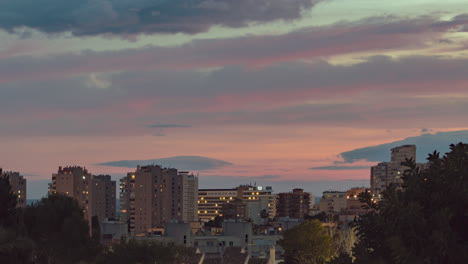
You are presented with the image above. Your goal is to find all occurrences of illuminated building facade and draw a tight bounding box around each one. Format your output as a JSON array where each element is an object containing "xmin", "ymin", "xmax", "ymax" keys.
[{"xmin": 120, "ymin": 165, "xmax": 198, "ymax": 236}]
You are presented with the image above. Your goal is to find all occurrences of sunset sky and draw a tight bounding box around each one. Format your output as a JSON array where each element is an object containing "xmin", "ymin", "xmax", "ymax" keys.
[{"xmin": 1, "ymin": 0, "xmax": 468, "ymax": 198}]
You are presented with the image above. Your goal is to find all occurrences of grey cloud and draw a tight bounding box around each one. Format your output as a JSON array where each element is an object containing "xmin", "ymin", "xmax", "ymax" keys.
[
  {"xmin": 1, "ymin": 15, "xmax": 467, "ymax": 86},
  {"xmin": 3, "ymin": 55, "xmax": 468, "ymax": 136},
  {"xmin": 0, "ymin": 0, "xmax": 320, "ymax": 36},
  {"xmin": 97, "ymin": 155, "xmax": 233, "ymax": 170},
  {"xmin": 309, "ymin": 166, "xmax": 369, "ymax": 170},
  {"xmin": 339, "ymin": 130, "xmax": 468, "ymax": 163},
  {"xmin": 146, "ymin": 124, "xmax": 191, "ymax": 128}
]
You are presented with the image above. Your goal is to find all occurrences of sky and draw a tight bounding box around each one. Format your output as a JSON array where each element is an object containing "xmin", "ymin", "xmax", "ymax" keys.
[{"xmin": 1, "ymin": 0, "xmax": 468, "ymax": 199}]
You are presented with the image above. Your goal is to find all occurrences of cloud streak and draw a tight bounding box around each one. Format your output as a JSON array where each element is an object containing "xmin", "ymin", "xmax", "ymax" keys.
[
  {"xmin": 1, "ymin": 14, "xmax": 467, "ymax": 85},
  {"xmin": 309, "ymin": 166, "xmax": 370, "ymax": 170},
  {"xmin": 97, "ymin": 155, "xmax": 233, "ymax": 170},
  {"xmin": 0, "ymin": 0, "xmax": 320, "ymax": 36},
  {"xmin": 146, "ymin": 123, "xmax": 191, "ymax": 128}
]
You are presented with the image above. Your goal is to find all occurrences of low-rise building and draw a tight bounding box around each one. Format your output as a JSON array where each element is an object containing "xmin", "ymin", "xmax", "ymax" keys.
[{"xmin": 319, "ymin": 191, "xmax": 347, "ymax": 213}]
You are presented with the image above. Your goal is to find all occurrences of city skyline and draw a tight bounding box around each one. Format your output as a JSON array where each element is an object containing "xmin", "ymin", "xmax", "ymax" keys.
[{"xmin": 1, "ymin": 0, "xmax": 468, "ymax": 199}]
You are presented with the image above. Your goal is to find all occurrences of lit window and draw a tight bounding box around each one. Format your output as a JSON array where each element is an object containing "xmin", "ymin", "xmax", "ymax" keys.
[
  {"xmin": 131, "ymin": 175, "xmax": 136, "ymax": 179},
  {"xmin": 82, "ymin": 176, "xmax": 86, "ymax": 180}
]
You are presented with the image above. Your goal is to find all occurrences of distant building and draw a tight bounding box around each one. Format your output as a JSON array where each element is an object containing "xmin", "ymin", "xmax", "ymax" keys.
[
  {"xmin": 339, "ymin": 187, "xmax": 371, "ymax": 225},
  {"xmin": 237, "ymin": 185, "xmax": 276, "ymax": 220},
  {"xmin": 49, "ymin": 166, "xmax": 94, "ymax": 224},
  {"xmin": 49, "ymin": 166, "xmax": 116, "ymax": 226},
  {"xmin": 198, "ymin": 185, "xmax": 275, "ymax": 223},
  {"xmin": 138, "ymin": 221, "xmax": 281, "ymax": 262},
  {"xmin": 0, "ymin": 169, "xmax": 27, "ymax": 208},
  {"xmin": 222, "ymin": 199, "xmax": 247, "ymax": 220},
  {"xmin": 92, "ymin": 175, "xmax": 116, "ymax": 221},
  {"xmin": 119, "ymin": 165, "xmax": 198, "ymax": 236},
  {"xmin": 318, "ymin": 191, "xmax": 347, "ymax": 213},
  {"xmin": 276, "ymin": 188, "xmax": 310, "ymax": 219},
  {"xmin": 198, "ymin": 188, "xmax": 238, "ymax": 222},
  {"xmin": 370, "ymin": 145, "xmax": 426, "ymax": 197}
]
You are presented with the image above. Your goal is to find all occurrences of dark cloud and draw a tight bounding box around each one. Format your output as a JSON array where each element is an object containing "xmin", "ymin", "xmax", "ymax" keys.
[
  {"xmin": 0, "ymin": 0, "xmax": 320, "ymax": 36},
  {"xmin": 97, "ymin": 155, "xmax": 233, "ymax": 170},
  {"xmin": 309, "ymin": 166, "xmax": 369, "ymax": 170},
  {"xmin": 339, "ymin": 130, "xmax": 468, "ymax": 163},
  {"xmin": 146, "ymin": 123, "xmax": 191, "ymax": 128}
]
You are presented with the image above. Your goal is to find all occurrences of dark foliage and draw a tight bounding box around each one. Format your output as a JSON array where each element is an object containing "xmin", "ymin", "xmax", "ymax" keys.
[
  {"xmin": 352, "ymin": 143, "xmax": 468, "ymax": 264},
  {"xmin": 96, "ymin": 239, "xmax": 196, "ymax": 264}
]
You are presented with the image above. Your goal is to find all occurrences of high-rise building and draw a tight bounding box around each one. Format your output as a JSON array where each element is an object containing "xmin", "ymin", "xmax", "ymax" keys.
[
  {"xmin": 180, "ymin": 171, "xmax": 198, "ymax": 222},
  {"xmin": 92, "ymin": 175, "xmax": 116, "ymax": 221},
  {"xmin": 119, "ymin": 165, "xmax": 198, "ymax": 236},
  {"xmin": 391, "ymin": 145, "xmax": 416, "ymax": 164},
  {"xmin": 49, "ymin": 166, "xmax": 116, "ymax": 225},
  {"xmin": 370, "ymin": 145, "xmax": 420, "ymax": 197},
  {"xmin": 276, "ymin": 188, "xmax": 310, "ymax": 219},
  {"xmin": 0, "ymin": 169, "xmax": 27, "ymax": 208}
]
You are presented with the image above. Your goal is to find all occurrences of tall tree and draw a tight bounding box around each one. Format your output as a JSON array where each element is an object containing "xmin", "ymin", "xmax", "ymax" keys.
[
  {"xmin": 0, "ymin": 175, "xmax": 17, "ymax": 228},
  {"xmin": 279, "ymin": 219, "xmax": 335, "ymax": 264},
  {"xmin": 352, "ymin": 143, "xmax": 468, "ymax": 264},
  {"xmin": 23, "ymin": 194, "xmax": 100, "ymax": 264}
]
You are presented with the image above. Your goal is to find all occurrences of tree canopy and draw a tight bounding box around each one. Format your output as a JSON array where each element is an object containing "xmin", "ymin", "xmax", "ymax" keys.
[
  {"xmin": 351, "ymin": 143, "xmax": 468, "ymax": 264},
  {"xmin": 279, "ymin": 219, "xmax": 335, "ymax": 264}
]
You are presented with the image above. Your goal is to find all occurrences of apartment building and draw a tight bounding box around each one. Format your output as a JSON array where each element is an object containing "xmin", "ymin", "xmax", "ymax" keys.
[
  {"xmin": 119, "ymin": 165, "xmax": 198, "ymax": 236},
  {"xmin": 318, "ymin": 191, "xmax": 347, "ymax": 213},
  {"xmin": 49, "ymin": 166, "xmax": 116, "ymax": 225},
  {"xmin": 370, "ymin": 145, "xmax": 423, "ymax": 197},
  {"xmin": 198, "ymin": 185, "xmax": 276, "ymax": 222},
  {"xmin": 198, "ymin": 188, "xmax": 238, "ymax": 222},
  {"xmin": 92, "ymin": 175, "xmax": 116, "ymax": 221},
  {"xmin": 0, "ymin": 169, "xmax": 27, "ymax": 208},
  {"xmin": 276, "ymin": 188, "xmax": 310, "ymax": 219}
]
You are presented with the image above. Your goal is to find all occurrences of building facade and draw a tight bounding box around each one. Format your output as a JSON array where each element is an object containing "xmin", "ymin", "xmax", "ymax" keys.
[
  {"xmin": 198, "ymin": 185, "xmax": 276, "ymax": 223},
  {"xmin": 371, "ymin": 145, "xmax": 418, "ymax": 197},
  {"xmin": 0, "ymin": 169, "xmax": 27, "ymax": 208},
  {"xmin": 198, "ymin": 188, "xmax": 238, "ymax": 222},
  {"xmin": 276, "ymin": 188, "xmax": 310, "ymax": 219},
  {"xmin": 318, "ymin": 191, "xmax": 347, "ymax": 213},
  {"xmin": 92, "ymin": 175, "xmax": 116, "ymax": 221},
  {"xmin": 120, "ymin": 165, "xmax": 199, "ymax": 236},
  {"xmin": 49, "ymin": 166, "xmax": 116, "ymax": 225}
]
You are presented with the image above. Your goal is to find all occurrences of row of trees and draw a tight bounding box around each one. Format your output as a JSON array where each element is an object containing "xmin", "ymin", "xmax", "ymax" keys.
[
  {"xmin": 279, "ymin": 143, "xmax": 468, "ymax": 264},
  {"xmin": 0, "ymin": 178, "xmax": 195, "ymax": 264}
]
